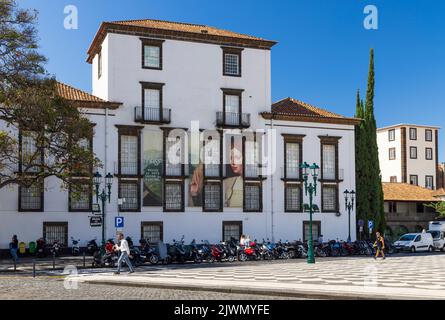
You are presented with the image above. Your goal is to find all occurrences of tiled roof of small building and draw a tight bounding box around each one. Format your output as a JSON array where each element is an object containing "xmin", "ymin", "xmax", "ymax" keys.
[
  {"xmin": 56, "ymin": 81, "xmax": 121, "ymax": 109},
  {"xmin": 383, "ymin": 183, "xmax": 439, "ymax": 202}
]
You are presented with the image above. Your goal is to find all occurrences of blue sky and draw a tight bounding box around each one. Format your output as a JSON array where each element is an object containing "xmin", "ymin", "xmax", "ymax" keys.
[{"xmin": 21, "ymin": 0, "xmax": 445, "ymax": 160}]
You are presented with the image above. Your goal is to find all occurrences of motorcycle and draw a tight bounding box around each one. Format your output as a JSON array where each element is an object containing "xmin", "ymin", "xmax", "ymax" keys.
[
  {"xmin": 50, "ymin": 240, "xmax": 62, "ymax": 257},
  {"xmin": 139, "ymin": 239, "xmax": 160, "ymax": 265},
  {"xmin": 238, "ymin": 240, "xmax": 260, "ymax": 262},
  {"xmin": 36, "ymin": 237, "xmax": 46, "ymax": 258},
  {"xmin": 86, "ymin": 238, "xmax": 99, "ymax": 255},
  {"xmin": 92, "ymin": 238, "xmax": 118, "ymax": 268},
  {"xmin": 71, "ymin": 237, "xmax": 80, "ymax": 256}
]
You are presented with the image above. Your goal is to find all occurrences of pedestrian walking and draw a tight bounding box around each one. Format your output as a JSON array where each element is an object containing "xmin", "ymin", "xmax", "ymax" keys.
[
  {"xmin": 239, "ymin": 234, "xmax": 246, "ymax": 246},
  {"xmin": 317, "ymin": 234, "xmax": 324, "ymax": 245},
  {"xmin": 373, "ymin": 231, "xmax": 385, "ymax": 260},
  {"xmin": 9, "ymin": 235, "xmax": 19, "ymax": 263},
  {"xmin": 114, "ymin": 233, "xmax": 135, "ymax": 275}
]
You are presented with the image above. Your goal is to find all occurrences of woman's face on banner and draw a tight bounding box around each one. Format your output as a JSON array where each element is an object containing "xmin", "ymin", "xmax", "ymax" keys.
[{"xmin": 230, "ymin": 146, "xmax": 243, "ymax": 176}]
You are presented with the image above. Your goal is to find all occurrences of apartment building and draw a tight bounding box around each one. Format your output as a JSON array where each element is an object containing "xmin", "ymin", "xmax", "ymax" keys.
[
  {"xmin": 0, "ymin": 19, "xmax": 359, "ymax": 249},
  {"xmin": 377, "ymin": 124, "xmax": 440, "ymax": 190}
]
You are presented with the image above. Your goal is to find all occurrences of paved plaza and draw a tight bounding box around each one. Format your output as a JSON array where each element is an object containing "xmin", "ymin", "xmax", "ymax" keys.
[{"xmin": 1, "ymin": 254, "xmax": 445, "ymax": 299}]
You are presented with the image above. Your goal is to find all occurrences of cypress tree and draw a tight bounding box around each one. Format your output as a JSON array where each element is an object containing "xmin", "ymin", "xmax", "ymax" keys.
[{"xmin": 362, "ymin": 49, "xmax": 385, "ymax": 233}]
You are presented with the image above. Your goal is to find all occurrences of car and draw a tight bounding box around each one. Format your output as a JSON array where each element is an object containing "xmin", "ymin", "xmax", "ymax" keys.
[
  {"xmin": 393, "ymin": 233, "xmax": 434, "ymax": 253},
  {"xmin": 428, "ymin": 221, "xmax": 445, "ymax": 251}
]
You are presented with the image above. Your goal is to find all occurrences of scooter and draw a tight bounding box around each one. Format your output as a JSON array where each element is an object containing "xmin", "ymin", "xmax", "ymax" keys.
[
  {"xmin": 50, "ymin": 240, "xmax": 62, "ymax": 257},
  {"xmin": 71, "ymin": 237, "xmax": 80, "ymax": 256},
  {"xmin": 86, "ymin": 238, "xmax": 99, "ymax": 255},
  {"xmin": 36, "ymin": 237, "xmax": 46, "ymax": 258}
]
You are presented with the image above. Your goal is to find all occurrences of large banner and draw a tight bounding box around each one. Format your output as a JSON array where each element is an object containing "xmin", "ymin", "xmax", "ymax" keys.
[
  {"xmin": 188, "ymin": 133, "xmax": 203, "ymax": 207},
  {"xmin": 224, "ymin": 134, "xmax": 243, "ymax": 208},
  {"xmin": 143, "ymin": 130, "xmax": 163, "ymax": 206}
]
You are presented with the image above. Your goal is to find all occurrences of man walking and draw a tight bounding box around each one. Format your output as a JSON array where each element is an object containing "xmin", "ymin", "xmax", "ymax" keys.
[
  {"xmin": 114, "ymin": 233, "xmax": 135, "ymax": 275},
  {"xmin": 9, "ymin": 235, "xmax": 19, "ymax": 263}
]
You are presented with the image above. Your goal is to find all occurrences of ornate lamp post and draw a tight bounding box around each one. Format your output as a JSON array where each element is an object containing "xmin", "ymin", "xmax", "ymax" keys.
[
  {"xmin": 300, "ymin": 162, "xmax": 319, "ymax": 264},
  {"xmin": 343, "ymin": 189, "xmax": 355, "ymax": 243},
  {"xmin": 93, "ymin": 171, "xmax": 113, "ymax": 250}
]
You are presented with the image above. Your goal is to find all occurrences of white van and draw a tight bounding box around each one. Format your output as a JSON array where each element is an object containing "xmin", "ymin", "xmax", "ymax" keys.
[
  {"xmin": 427, "ymin": 221, "xmax": 445, "ymax": 251},
  {"xmin": 394, "ymin": 232, "xmax": 434, "ymax": 253}
]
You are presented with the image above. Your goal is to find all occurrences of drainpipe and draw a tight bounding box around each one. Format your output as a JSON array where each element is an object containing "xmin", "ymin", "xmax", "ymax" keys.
[
  {"xmin": 104, "ymin": 106, "xmax": 109, "ymax": 240},
  {"xmin": 270, "ymin": 112, "xmax": 275, "ymax": 242}
]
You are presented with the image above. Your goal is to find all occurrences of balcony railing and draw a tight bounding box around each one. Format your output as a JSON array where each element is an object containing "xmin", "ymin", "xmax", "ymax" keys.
[
  {"xmin": 216, "ymin": 112, "xmax": 250, "ymax": 128},
  {"xmin": 134, "ymin": 107, "xmax": 171, "ymax": 124}
]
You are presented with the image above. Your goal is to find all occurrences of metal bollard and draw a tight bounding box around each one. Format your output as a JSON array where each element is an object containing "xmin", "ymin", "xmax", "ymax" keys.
[
  {"xmin": 83, "ymin": 251, "xmax": 86, "ymax": 268},
  {"xmin": 53, "ymin": 252, "xmax": 56, "ymax": 271},
  {"xmin": 33, "ymin": 260, "xmax": 36, "ymax": 278}
]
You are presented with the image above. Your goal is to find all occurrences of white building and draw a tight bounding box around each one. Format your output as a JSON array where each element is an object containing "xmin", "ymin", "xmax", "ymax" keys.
[
  {"xmin": 0, "ymin": 19, "xmax": 359, "ymax": 250},
  {"xmin": 377, "ymin": 124, "xmax": 440, "ymax": 189}
]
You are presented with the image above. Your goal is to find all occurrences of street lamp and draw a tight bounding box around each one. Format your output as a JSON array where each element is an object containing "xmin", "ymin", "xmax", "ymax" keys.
[
  {"xmin": 93, "ymin": 171, "xmax": 113, "ymax": 251},
  {"xmin": 300, "ymin": 162, "xmax": 319, "ymax": 264},
  {"xmin": 343, "ymin": 189, "xmax": 355, "ymax": 243}
]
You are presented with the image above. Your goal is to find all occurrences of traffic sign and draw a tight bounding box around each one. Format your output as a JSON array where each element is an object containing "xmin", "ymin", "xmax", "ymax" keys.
[
  {"xmin": 368, "ymin": 220, "xmax": 374, "ymax": 231},
  {"xmin": 115, "ymin": 216, "xmax": 124, "ymax": 228},
  {"xmin": 358, "ymin": 219, "xmax": 364, "ymax": 227}
]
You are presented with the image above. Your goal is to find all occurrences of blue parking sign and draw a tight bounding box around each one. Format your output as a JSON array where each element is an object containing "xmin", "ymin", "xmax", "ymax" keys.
[
  {"xmin": 115, "ymin": 216, "xmax": 124, "ymax": 228},
  {"xmin": 368, "ymin": 220, "xmax": 374, "ymax": 230}
]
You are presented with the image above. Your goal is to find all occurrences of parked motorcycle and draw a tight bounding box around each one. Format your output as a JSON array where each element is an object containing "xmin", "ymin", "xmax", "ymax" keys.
[
  {"xmin": 139, "ymin": 239, "xmax": 160, "ymax": 265},
  {"xmin": 36, "ymin": 237, "xmax": 46, "ymax": 258},
  {"xmin": 71, "ymin": 237, "xmax": 80, "ymax": 256},
  {"xmin": 50, "ymin": 240, "xmax": 62, "ymax": 257},
  {"xmin": 87, "ymin": 238, "xmax": 99, "ymax": 255}
]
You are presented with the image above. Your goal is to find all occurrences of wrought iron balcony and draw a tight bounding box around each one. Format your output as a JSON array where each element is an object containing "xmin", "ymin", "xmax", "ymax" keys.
[
  {"xmin": 216, "ymin": 112, "xmax": 250, "ymax": 128},
  {"xmin": 134, "ymin": 107, "xmax": 171, "ymax": 124}
]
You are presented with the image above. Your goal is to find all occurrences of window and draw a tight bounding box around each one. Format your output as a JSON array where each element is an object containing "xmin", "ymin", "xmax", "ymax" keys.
[
  {"xmin": 119, "ymin": 181, "xmax": 140, "ymax": 211},
  {"xmin": 222, "ymin": 47, "xmax": 242, "ymax": 76},
  {"xmin": 244, "ymin": 183, "xmax": 261, "ymax": 212},
  {"xmin": 425, "ymin": 129, "xmax": 433, "ymax": 142},
  {"xmin": 303, "ymin": 221, "xmax": 321, "ymax": 242},
  {"xmin": 203, "ymin": 182, "xmax": 222, "ymax": 211},
  {"xmin": 244, "ymin": 137, "xmax": 260, "ymax": 178},
  {"xmin": 410, "ymin": 175, "xmax": 418, "ymax": 186},
  {"xmin": 410, "ymin": 146, "xmax": 417, "ymax": 159},
  {"xmin": 409, "ymin": 128, "xmax": 417, "ymax": 140},
  {"xmin": 20, "ymin": 131, "xmax": 41, "ymax": 172},
  {"xmin": 322, "ymin": 185, "xmax": 338, "ymax": 212},
  {"xmin": 164, "ymin": 181, "xmax": 184, "ymax": 212},
  {"xmin": 43, "ymin": 222, "xmax": 68, "ymax": 246},
  {"xmin": 425, "ymin": 176, "xmax": 434, "ymax": 190},
  {"xmin": 222, "ymin": 221, "xmax": 242, "ymax": 242},
  {"xmin": 388, "ymin": 129, "xmax": 395, "ymax": 141},
  {"xmin": 204, "ymin": 135, "xmax": 221, "ymax": 177},
  {"xmin": 98, "ymin": 51, "xmax": 102, "ymax": 78},
  {"xmin": 142, "ymin": 39, "xmax": 163, "ymax": 69},
  {"xmin": 388, "ymin": 202, "xmax": 397, "ymax": 213},
  {"xmin": 390, "ymin": 176, "xmax": 398, "ymax": 183},
  {"xmin": 285, "ymin": 183, "xmax": 302, "ymax": 212},
  {"xmin": 138, "ymin": 82, "xmax": 168, "ymax": 123},
  {"xmin": 389, "ymin": 148, "xmax": 396, "ymax": 160},
  {"xmin": 285, "ymin": 142, "xmax": 300, "ymax": 179},
  {"xmin": 141, "ymin": 222, "xmax": 163, "ymax": 244},
  {"xmin": 165, "ymin": 135, "xmax": 183, "ymax": 177},
  {"xmin": 426, "ymin": 148, "xmax": 433, "ymax": 160},
  {"xmin": 416, "ymin": 202, "xmax": 424, "ymax": 213},
  {"xmin": 224, "ymin": 93, "xmax": 241, "ymax": 125},
  {"xmin": 120, "ymin": 135, "xmax": 138, "ymax": 175},
  {"xmin": 73, "ymin": 137, "xmax": 93, "ymax": 176},
  {"xmin": 19, "ymin": 183, "xmax": 43, "ymax": 211},
  {"xmin": 322, "ymin": 144, "xmax": 336, "ymax": 180},
  {"xmin": 69, "ymin": 182, "xmax": 91, "ymax": 211}
]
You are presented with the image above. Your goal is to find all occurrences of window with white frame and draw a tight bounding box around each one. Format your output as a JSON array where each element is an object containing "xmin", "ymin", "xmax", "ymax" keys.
[
  {"xmin": 409, "ymin": 128, "xmax": 417, "ymax": 140},
  {"xmin": 245, "ymin": 138, "xmax": 260, "ymax": 178},
  {"xmin": 285, "ymin": 184, "xmax": 302, "ymax": 212},
  {"xmin": 204, "ymin": 182, "xmax": 221, "ymax": 211},
  {"xmin": 204, "ymin": 136, "xmax": 220, "ymax": 177},
  {"xmin": 21, "ymin": 132, "xmax": 40, "ymax": 172},
  {"xmin": 244, "ymin": 184, "xmax": 261, "ymax": 212},
  {"xmin": 165, "ymin": 182, "xmax": 183, "ymax": 211},
  {"xmin": 409, "ymin": 175, "xmax": 418, "ymax": 186},
  {"xmin": 426, "ymin": 148, "xmax": 433, "ymax": 160},
  {"xmin": 20, "ymin": 184, "xmax": 42, "ymax": 211},
  {"xmin": 322, "ymin": 144, "xmax": 336, "ymax": 180},
  {"xmin": 303, "ymin": 221, "xmax": 321, "ymax": 242},
  {"xmin": 389, "ymin": 148, "xmax": 396, "ymax": 160},
  {"xmin": 141, "ymin": 222, "xmax": 163, "ymax": 244},
  {"xmin": 43, "ymin": 222, "xmax": 68, "ymax": 246},
  {"xmin": 388, "ymin": 129, "xmax": 395, "ymax": 141},
  {"xmin": 285, "ymin": 142, "xmax": 300, "ymax": 179},
  {"xmin": 143, "ymin": 43, "xmax": 161, "ymax": 69},
  {"xmin": 223, "ymin": 51, "xmax": 241, "ymax": 76},
  {"xmin": 322, "ymin": 185, "xmax": 337, "ymax": 212},
  {"xmin": 166, "ymin": 136, "xmax": 182, "ymax": 176},
  {"xmin": 119, "ymin": 182, "xmax": 139, "ymax": 211},
  {"xmin": 120, "ymin": 135, "xmax": 138, "ymax": 175}
]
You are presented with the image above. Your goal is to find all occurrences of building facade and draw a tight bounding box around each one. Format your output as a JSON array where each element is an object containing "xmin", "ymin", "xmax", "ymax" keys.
[
  {"xmin": 377, "ymin": 124, "xmax": 440, "ymax": 190},
  {"xmin": 0, "ymin": 19, "xmax": 358, "ymax": 249}
]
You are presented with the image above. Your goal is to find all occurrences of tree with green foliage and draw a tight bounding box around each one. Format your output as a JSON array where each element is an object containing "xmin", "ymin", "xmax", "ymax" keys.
[
  {"xmin": 0, "ymin": 0, "xmax": 99, "ymax": 192},
  {"xmin": 355, "ymin": 49, "xmax": 386, "ymax": 236}
]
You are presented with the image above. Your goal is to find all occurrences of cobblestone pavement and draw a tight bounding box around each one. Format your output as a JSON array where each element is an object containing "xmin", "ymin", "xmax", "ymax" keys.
[{"xmin": 0, "ymin": 276, "xmax": 298, "ymax": 300}]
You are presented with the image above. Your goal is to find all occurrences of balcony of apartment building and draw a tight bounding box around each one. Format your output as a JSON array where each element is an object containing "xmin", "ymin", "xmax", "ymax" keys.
[{"xmin": 134, "ymin": 107, "xmax": 171, "ymax": 124}]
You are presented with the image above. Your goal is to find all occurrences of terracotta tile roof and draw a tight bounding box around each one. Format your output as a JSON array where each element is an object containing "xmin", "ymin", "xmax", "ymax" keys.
[
  {"xmin": 433, "ymin": 188, "xmax": 445, "ymax": 197},
  {"xmin": 56, "ymin": 81, "xmax": 121, "ymax": 109},
  {"xmin": 87, "ymin": 19, "xmax": 277, "ymax": 63},
  {"xmin": 383, "ymin": 183, "xmax": 439, "ymax": 202},
  {"xmin": 260, "ymin": 97, "xmax": 361, "ymax": 125}
]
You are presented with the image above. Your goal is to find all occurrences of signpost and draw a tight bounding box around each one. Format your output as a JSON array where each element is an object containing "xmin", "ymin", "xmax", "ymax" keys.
[
  {"xmin": 115, "ymin": 216, "xmax": 124, "ymax": 232},
  {"xmin": 90, "ymin": 216, "xmax": 102, "ymax": 228},
  {"xmin": 368, "ymin": 220, "xmax": 374, "ymax": 239},
  {"xmin": 358, "ymin": 219, "xmax": 364, "ymax": 240}
]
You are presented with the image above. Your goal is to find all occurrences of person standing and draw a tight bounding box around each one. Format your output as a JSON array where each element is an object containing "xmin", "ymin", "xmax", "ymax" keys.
[
  {"xmin": 114, "ymin": 233, "xmax": 135, "ymax": 275},
  {"xmin": 239, "ymin": 234, "xmax": 246, "ymax": 246},
  {"xmin": 9, "ymin": 235, "xmax": 19, "ymax": 263},
  {"xmin": 373, "ymin": 231, "xmax": 385, "ymax": 260}
]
